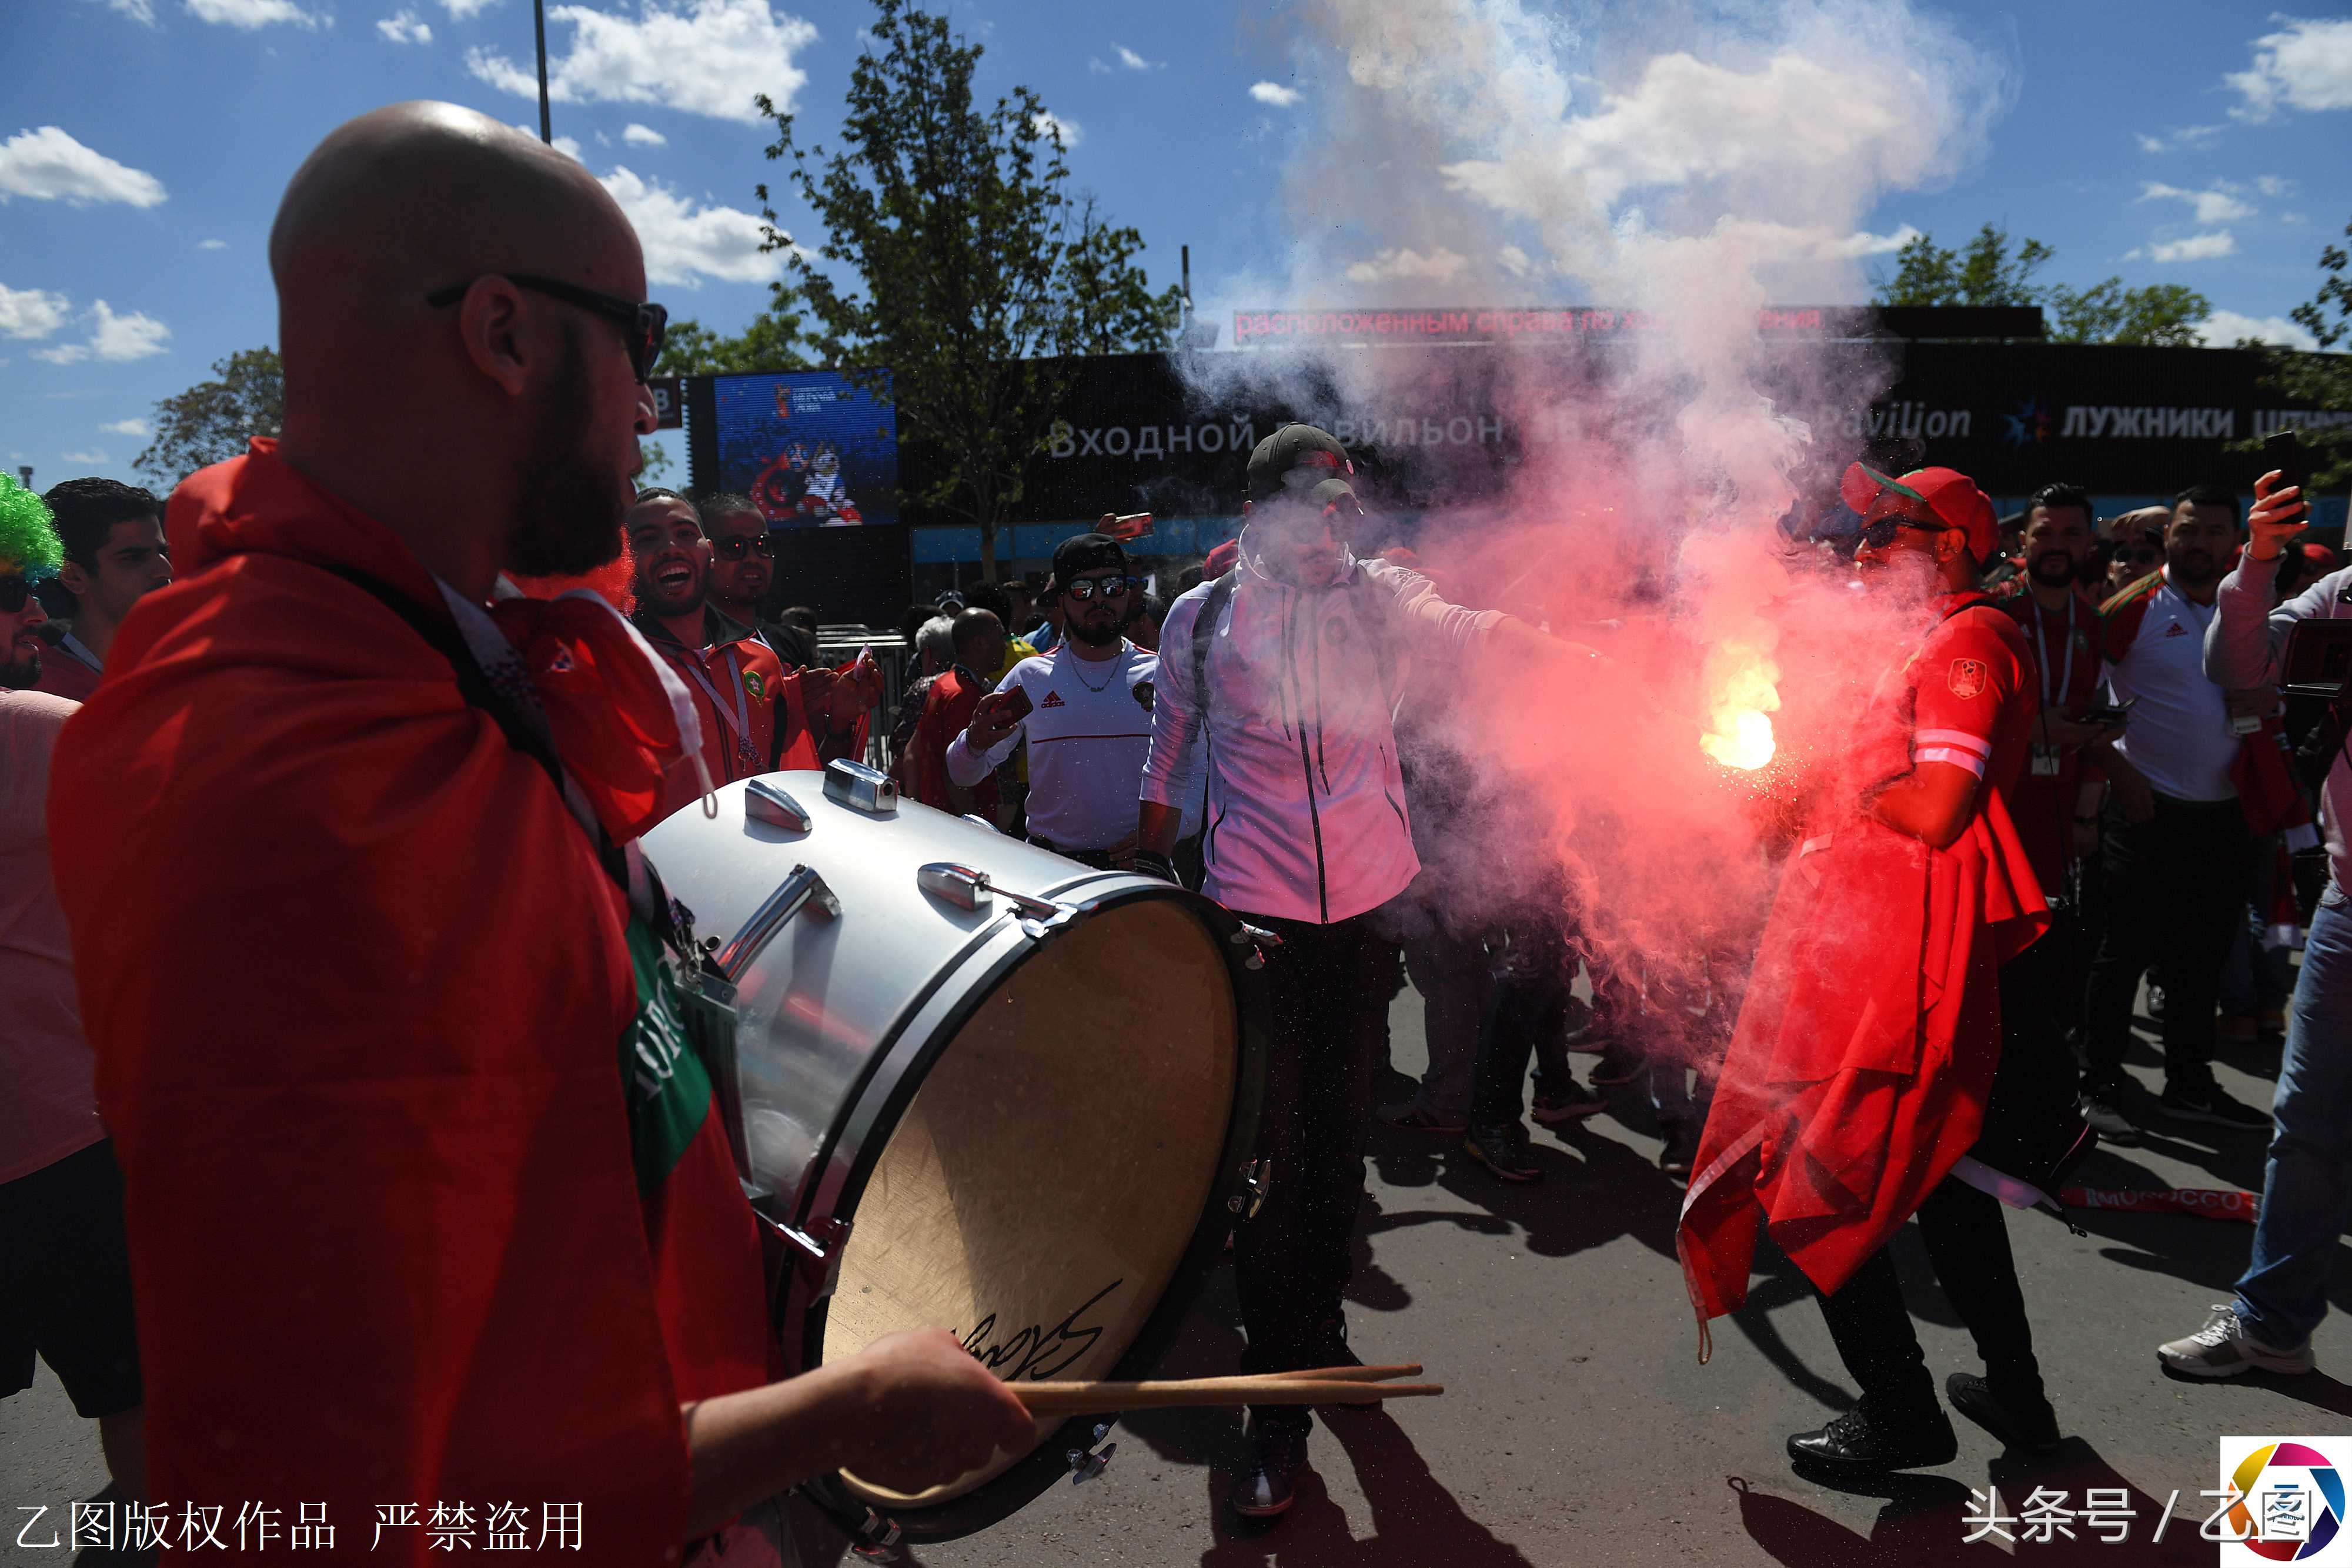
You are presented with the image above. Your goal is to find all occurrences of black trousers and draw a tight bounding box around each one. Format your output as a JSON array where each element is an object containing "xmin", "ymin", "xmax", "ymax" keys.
[
  {"xmin": 2083, "ymin": 794, "xmax": 2251, "ymax": 1098},
  {"xmin": 1233, "ymin": 908, "xmax": 1393, "ymax": 1432},
  {"xmin": 1816, "ymin": 1177, "xmax": 2042, "ymax": 1426},
  {"xmin": 1468, "ymin": 914, "xmax": 1577, "ymax": 1128}
]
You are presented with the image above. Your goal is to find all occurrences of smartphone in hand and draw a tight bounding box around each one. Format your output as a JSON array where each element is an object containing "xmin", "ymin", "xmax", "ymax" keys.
[{"xmin": 2262, "ymin": 429, "xmax": 2308, "ymax": 527}]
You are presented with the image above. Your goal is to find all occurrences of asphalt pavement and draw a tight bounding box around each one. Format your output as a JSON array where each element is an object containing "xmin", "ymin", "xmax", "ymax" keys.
[{"xmin": 6, "ymin": 979, "xmax": 2345, "ymax": 1568}]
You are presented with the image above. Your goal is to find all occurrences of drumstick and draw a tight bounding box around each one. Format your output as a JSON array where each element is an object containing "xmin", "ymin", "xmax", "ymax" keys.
[
  {"xmin": 1015, "ymin": 1378, "xmax": 1442, "ymax": 1416},
  {"xmin": 1257, "ymin": 1363, "xmax": 1423, "ymax": 1384}
]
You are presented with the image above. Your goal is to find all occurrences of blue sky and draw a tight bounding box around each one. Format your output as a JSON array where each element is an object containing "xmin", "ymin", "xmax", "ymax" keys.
[{"xmin": 4, "ymin": 0, "xmax": 2347, "ymax": 492}]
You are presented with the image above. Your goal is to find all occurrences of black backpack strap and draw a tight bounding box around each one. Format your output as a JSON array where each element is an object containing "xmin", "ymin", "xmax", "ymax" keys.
[{"xmin": 1191, "ymin": 570, "xmax": 1238, "ymax": 740}]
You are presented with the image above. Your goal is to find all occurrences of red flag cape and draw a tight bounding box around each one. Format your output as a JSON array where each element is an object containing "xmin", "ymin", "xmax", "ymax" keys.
[
  {"xmin": 53, "ymin": 444, "xmax": 692, "ymax": 1563},
  {"xmin": 1678, "ymin": 725, "xmax": 2047, "ymax": 1348}
]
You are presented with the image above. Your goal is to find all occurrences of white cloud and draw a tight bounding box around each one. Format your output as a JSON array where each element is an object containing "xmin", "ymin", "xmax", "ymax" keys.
[
  {"xmin": 1345, "ymin": 245, "xmax": 1471, "ymax": 285},
  {"xmin": 2227, "ymin": 16, "xmax": 2352, "ymax": 119},
  {"xmin": 2284, "ymin": 210, "xmax": 2311, "ymax": 226},
  {"xmin": 0, "ymin": 283, "xmax": 72, "ymax": 340},
  {"xmin": 2139, "ymin": 181, "xmax": 2257, "ymax": 225},
  {"xmin": 553, "ymin": 135, "xmax": 583, "ymax": 161},
  {"xmin": 1440, "ymin": 50, "xmax": 1976, "ymax": 220},
  {"xmin": 89, "ymin": 301, "xmax": 172, "ymax": 360},
  {"xmin": 2147, "ymin": 230, "xmax": 2237, "ymax": 263},
  {"xmin": 91, "ymin": 0, "xmax": 158, "ymax": 22},
  {"xmin": 2136, "ymin": 123, "xmax": 2226, "ymax": 153},
  {"xmin": 1250, "ymin": 81, "xmax": 1301, "ymax": 108},
  {"xmin": 441, "ymin": 0, "xmax": 498, "ymax": 15},
  {"xmin": 1114, "ymin": 44, "xmax": 1155, "ymax": 71},
  {"xmin": 377, "ymin": 9, "xmax": 432, "ymax": 44},
  {"xmin": 196, "ymin": 238, "xmax": 228, "ymax": 250},
  {"xmin": 0, "ymin": 127, "xmax": 168, "ymax": 208},
  {"xmin": 1031, "ymin": 110, "xmax": 1081, "ymax": 148},
  {"xmin": 379, "ymin": 8, "xmax": 433, "ymax": 42},
  {"xmin": 1499, "ymin": 243, "xmax": 1533, "ymax": 277},
  {"xmin": 623, "ymin": 122, "xmax": 667, "ymax": 146},
  {"xmin": 35, "ymin": 344, "xmax": 91, "ymax": 365},
  {"xmin": 101, "ymin": 417, "xmax": 152, "ymax": 437},
  {"xmin": 599, "ymin": 165, "xmax": 782, "ymax": 285},
  {"xmin": 2257, "ymin": 175, "xmax": 2293, "ymax": 197},
  {"xmin": 2197, "ymin": 309, "xmax": 2320, "ymax": 351},
  {"xmin": 467, "ymin": 0, "xmax": 817, "ymax": 124},
  {"xmin": 186, "ymin": 0, "xmax": 318, "ymax": 27},
  {"xmin": 59, "ymin": 449, "xmax": 110, "ymax": 465}
]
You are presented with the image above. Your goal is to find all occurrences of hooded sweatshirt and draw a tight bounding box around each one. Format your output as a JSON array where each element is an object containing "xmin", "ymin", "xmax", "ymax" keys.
[
  {"xmin": 1140, "ymin": 532, "xmax": 1500, "ymax": 924},
  {"xmin": 48, "ymin": 442, "xmax": 704, "ymax": 1564}
]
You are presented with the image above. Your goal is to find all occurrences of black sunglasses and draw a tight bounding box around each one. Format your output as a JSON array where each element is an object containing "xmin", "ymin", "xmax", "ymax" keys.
[
  {"xmin": 1856, "ymin": 517, "xmax": 1952, "ymax": 551},
  {"xmin": 1064, "ymin": 575, "xmax": 1134, "ymax": 601},
  {"xmin": 711, "ymin": 534, "xmax": 777, "ymax": 561},
  {"xmin": 0, "ymin": 576, "xmax": 40, "ymax": 614},
  {"xmin": 425, "ymin": 273, "xmax": 669, "ymax": 384}
]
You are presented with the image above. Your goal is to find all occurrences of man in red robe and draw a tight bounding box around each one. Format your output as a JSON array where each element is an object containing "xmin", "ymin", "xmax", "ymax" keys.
[
  {"xmin": 1679, "ymin": 464, "xmax": 2057, "ymax": 1475},
  {"xmin": 47, "ymin": 102, "xmax": 1028, "ymax": 1566}
]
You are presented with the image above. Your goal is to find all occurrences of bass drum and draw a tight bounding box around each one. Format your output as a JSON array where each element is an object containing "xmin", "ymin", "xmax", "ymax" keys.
[{"xmin": 641, "ymin": 768, "xmax": 1273, "ymax": 1547}]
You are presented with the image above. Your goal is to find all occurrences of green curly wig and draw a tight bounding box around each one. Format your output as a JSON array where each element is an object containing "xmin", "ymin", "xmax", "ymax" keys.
[{"xmin": 0, "ymin": 473, "xmax": 64, "ymax": 580}]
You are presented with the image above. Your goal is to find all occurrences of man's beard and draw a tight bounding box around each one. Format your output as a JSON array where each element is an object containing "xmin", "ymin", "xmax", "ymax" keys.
[
  {"xmin": 1, "ymin": 651, "xmax": 39, "ymax": 688},
  {"xmin": 2168, "ymin": 543, "xmax": 2221, "ymax": 586},
  {"xmin": 1066, "ymin": 612, "xmax": 1124, "ymax": 648},
  {"xmin": 2029, "ymin": 550, "xmax": 2079, "ymax": 587},
  {"xmin": 508, "ymin": 325, "xmax": 627, "ymax": 578}
]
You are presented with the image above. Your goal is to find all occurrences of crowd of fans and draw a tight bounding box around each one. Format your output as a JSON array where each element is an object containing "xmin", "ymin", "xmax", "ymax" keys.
[{"xmin": 2, "ymin": 103, "xmax": 2344, "ymax": 1552}]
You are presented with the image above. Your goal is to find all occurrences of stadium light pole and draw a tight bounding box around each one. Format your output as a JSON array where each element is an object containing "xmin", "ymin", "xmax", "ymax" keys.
[{"xmin": 533, "ymin": 0, "xmax": 552, "ymax": 144}]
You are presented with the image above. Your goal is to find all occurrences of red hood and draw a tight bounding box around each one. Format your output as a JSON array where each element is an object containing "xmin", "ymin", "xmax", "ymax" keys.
[{"xmin": 166, "ymin": 438, "xmax": 443, "ymax": 603}]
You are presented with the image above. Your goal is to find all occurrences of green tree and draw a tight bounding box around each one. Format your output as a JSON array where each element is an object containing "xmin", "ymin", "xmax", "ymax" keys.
[
  {"xmin": 653, "ymin": 295, "xmax": 810, "ymax": 376},
  {"xmin": 135, "ymin": 347, "xmax": 283, "ymax": 489},
  {"xmin": 1873, "ymin": 223, "xmax": 2211, "ymax": 345},
  {"xmin": 754, "ymin": 0, "xmax": 1180, "ymax": 579},
  {"xmin": 2241, "ymin": 218, "xmax": 2352, "ymax": 490}
]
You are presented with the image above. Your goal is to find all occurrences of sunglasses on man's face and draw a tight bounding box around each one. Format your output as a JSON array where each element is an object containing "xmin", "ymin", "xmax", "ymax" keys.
[
  {"xmin": 711, "ymin": 534, "xmax": 777, "ymax": 562},
  {"xmin": 0, "ymin": 577, "xmax": 35, "ymax": 614},
  {"xmin": 426, "ymin": 273, "xmax": 669, "ymax": 385},
  {"xmin": 1856, "ymin": 515, "xmax": 1953, "ymax": 551},
  {"xmin": 1064, "ymin": 575, "xmax": 1134, "ymax": 601}
]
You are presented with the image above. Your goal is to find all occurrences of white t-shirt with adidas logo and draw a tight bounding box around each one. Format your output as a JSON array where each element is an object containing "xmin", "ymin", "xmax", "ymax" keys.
[{"xmin": 944, "ymin": 640, "xmax": 1160, "ymax": 851}]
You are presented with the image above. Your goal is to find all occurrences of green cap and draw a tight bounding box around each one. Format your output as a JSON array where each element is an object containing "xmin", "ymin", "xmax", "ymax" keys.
[{"xmin": 1246, "ymin": 423, "xmax": 1352, "ymax": 504}]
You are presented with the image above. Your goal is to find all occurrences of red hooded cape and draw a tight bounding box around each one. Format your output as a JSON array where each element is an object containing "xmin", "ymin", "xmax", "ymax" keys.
[
  {"xmin": 1678, "ymin": 601, "xmax": 2049, "ymax": 1347},
  {"xmin": 52, "ymin": 444, "xmax": 694, "ymax": 1563}
]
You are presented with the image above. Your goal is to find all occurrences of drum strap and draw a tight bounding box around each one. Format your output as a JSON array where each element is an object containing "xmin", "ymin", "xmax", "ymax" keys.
[{"xmin": 320, "ymin": 562, "xmax": 755, "ymax": 1182}]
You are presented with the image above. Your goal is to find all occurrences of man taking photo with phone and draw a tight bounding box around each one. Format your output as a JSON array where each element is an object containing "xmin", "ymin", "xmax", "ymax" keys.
[{"xmin": 2159, "ymin": 452, "xmax": 2352, "ymax": 1378}]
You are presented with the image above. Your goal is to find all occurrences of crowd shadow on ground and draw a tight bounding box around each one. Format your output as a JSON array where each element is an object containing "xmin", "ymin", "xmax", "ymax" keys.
[{"xmin": 1737, "ymin": 1433, "xmax": 2214, "ymax": 1566}]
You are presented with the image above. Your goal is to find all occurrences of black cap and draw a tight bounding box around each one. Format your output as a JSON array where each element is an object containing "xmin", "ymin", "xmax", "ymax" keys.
[
  {"xmin": 1051, "ymin": 531, "xmax": 1128, "ymax": 590},
  {"xmin": 1246, "ymin": 423, "xmax": 1352, "ymax": 504}
]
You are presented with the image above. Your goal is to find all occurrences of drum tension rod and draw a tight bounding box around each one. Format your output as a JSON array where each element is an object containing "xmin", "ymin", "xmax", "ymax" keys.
[
  {"xmin": 1068, "ymin": 1422, "xmax": 1118, "ymax": 1485},
  {"xmin": 917, "ymin": 862, "xmax": 1077, "ymax": 935}
]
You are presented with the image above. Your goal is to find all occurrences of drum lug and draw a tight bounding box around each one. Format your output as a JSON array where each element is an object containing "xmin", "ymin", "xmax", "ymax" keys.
[
  {"xmin": 1226, "ymin": 1157, "xmax": 1270, "ymax": 1220},
  {"xmin": 781, "ymin": 1214, "xmax": 851, "ymax": 1299},
  {"xmin": 824, "ymin": 758, "xmax": 900, "ymax": 815},
  {"xmin": 743, "ymin": 777, "xmax": 813, "ymax": 832},
  {"xmin": 1068, "ymin": 1423, "xmax": 1118, "ymax": 1485},
  {"xmin": 712, "ymin": 864, "xmax": 840, "ymax": 981}
]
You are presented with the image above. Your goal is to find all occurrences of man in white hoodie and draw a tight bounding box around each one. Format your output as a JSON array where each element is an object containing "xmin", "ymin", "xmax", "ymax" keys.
[{"xmin": 1137, "ymin": 424, "xmax": 1595, "ymax": 1517}]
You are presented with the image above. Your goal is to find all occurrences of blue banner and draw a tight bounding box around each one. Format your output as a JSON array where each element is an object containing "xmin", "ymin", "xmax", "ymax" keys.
[{"xmin": 710, "ymin": 370, "xmax": 899, "ymax": 529}]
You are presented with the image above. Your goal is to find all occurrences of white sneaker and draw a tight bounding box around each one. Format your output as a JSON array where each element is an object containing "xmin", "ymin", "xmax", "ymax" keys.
[
  {"xmin": 2158, "ymin": 1305, "xmax": 2316, "ymax": 1377},
  {"xmin": 2079, "ymin": 1091, "xmax": 2141, "ymax": 1145}
]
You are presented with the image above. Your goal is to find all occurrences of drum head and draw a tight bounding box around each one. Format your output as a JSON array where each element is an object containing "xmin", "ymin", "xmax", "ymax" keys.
[{"xmin": 821, "ymin": 895, "xmax": 1238, "ymax": 1510}]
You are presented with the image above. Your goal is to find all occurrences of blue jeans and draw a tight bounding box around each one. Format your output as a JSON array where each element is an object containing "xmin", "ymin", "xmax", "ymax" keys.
[{"xmin": 2234, "ymin": 888, "xmax": 2352, "ymax": 1348}]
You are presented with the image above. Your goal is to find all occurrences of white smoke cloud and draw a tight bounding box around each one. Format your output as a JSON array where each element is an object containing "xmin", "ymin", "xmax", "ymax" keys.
[{"xmin": 1190, "ymin": 0, "xmax": 2012, "ymax": 989}]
